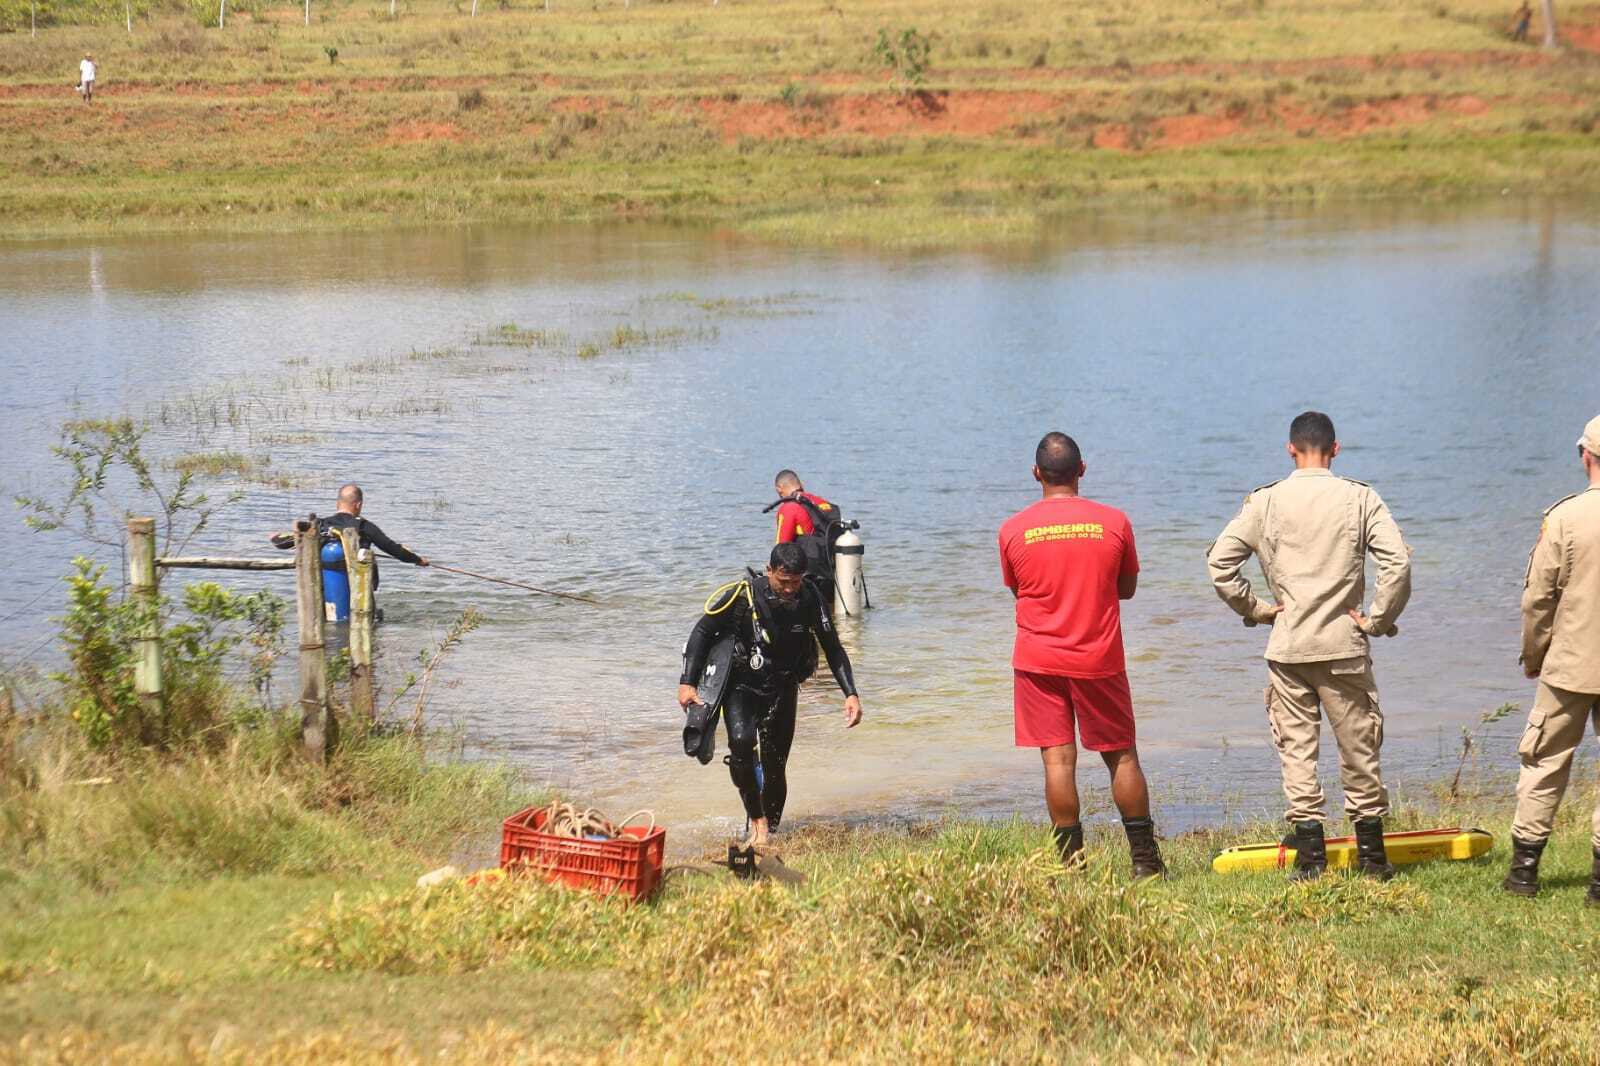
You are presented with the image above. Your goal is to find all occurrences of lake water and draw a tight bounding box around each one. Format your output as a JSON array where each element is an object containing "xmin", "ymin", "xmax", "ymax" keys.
[{"xmin": 3, "ymin": 201, "xmax": 1598, "ymax": 851}]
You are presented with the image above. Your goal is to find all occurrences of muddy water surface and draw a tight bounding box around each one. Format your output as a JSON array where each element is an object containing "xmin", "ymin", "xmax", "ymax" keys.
[{"xmin": 3, "ymin": 202, "xmax": 1598, "ymax": 851}]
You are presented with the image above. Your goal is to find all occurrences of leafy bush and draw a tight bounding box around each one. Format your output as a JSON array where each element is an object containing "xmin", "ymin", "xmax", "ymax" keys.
[
  {"xmin": 872, "ymin": 26, "xmax": 932, "ymax": 94},
  {"xmin": 54, "ymin": 558, "xmax": 285, "ymax": 750}
]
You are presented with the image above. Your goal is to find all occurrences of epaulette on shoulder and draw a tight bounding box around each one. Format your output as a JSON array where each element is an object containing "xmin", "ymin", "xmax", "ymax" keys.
[
  {"xmin": 1543, "ymin": 492, "xmax": 1579, "ymax": 517},
  {"xmin": 1243, "ymin": 479, "xmax": 1281, "ymax": 501},
  {"xmin": 1335, "ymin": 475, "xmax": 1372, "ymax": 489}
]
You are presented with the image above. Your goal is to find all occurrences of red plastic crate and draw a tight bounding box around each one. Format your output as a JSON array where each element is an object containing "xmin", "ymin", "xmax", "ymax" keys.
[{"xmin": 499, "ymin": 806, "xmax": 666, "ymax": 903}]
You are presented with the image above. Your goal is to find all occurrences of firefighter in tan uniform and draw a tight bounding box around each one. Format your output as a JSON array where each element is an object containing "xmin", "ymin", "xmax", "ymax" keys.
[
  {"xmin": 1504, "ymin": 415, "xmax": 1600, "ymax": 905},
  {"xmin": 1207, "ymin": 412, "xmax": 1412, "ymax": 880}
]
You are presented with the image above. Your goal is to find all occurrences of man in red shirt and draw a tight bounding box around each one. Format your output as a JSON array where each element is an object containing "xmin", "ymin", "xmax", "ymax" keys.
[
  {"xmin": 999, "ymin": 432, "xmax": 1165, "ymax": 878},
  {"xmin": 772, "ymin": 469, "xmax": 841, "ymax": 604},
  {"xmin": 772, "ymin": 470, "xmax": 834, "ymax": 544}
]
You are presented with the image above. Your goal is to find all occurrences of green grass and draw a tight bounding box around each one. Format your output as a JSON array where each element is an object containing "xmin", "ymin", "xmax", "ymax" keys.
[
  {"xmin": 3, "ymin": 697, "xmax": 1597, "ymax": 1064},
  {"xmin": 1, "ymin": 0, "xmax": 1598, "ymax": 247}
]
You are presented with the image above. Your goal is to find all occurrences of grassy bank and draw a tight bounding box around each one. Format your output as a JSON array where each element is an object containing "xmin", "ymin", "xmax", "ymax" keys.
[
  {"xmin": 3, "ymin": 0, "xmax": 1600, "ymax": 246},
  {"xmin": 3, "ymin": 689, "xmax": 1597, "ymax": 1063}
]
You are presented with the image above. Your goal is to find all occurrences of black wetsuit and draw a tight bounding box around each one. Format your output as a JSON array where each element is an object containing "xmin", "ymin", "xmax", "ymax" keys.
[
  {"xmin": 275, "ymin": 513, "xmax": 422, "ymax": 591},
  {"xmin": 320, "ymin": 513, "xmax": 421, "ymax": 591},
  {"xmin": 680, "ymin": 574, "xmax": 856, "ymax": 829}
]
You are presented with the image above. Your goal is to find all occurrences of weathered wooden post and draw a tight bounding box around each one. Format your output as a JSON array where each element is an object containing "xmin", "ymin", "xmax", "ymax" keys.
[
  {"xmin": 126, "ymin": 517, "xmax": 165, "ymax": 729},
  {"xmin": 338, "ymin": 527, "xmax": 377, "ymax": 721},
  {"xmin": 295, "ymin": 515, "xmax": 333, "ymax": 762}
]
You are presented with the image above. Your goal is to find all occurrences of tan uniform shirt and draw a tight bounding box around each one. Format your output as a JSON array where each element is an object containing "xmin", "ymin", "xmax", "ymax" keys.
[
  {"xmin": 1207, "ymin": 467, "xmax": 1412, "ymax": 664},
  {"xmin": 1521, "ymin": 485, "xmax": 1600, "ymax": 693}
]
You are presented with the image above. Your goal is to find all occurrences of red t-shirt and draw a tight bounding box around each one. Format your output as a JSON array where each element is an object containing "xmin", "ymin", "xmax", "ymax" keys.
[
  {"xmin": 998, "ymin": 495, "xmax": 1139, "ymax": 678},
  {"xmin": 775, "ymin": 492, "xmax": 834, "ymax": 543}
]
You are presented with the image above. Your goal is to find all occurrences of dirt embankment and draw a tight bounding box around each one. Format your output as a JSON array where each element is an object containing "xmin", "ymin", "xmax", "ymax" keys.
[{"xmin": 5, "ymin": 28, "xmax": 1597, "ymax": 155}]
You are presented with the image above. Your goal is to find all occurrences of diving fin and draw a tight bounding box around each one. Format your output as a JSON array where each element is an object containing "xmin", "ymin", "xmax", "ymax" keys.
[
  {"xmin": 682, "ymin": 700, "xmax": 721, "ymax": 764},
  {"xmin": 682, "ymin": 631, "xmax": 739, "ymax": 763},
  {"xmin": 728, "ymin": 844, "xmax": 759, "ymax": 880},
  {"xmin": 755, "ymin": 853, "xmax": 806, "ymax": 886}
]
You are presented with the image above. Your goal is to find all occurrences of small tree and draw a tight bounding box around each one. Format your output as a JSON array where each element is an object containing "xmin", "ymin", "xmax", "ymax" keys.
[
  {"xmin": 873, "ymin": 27, "xmax": 933, "ymax": 96},
  {"xmin": 16, "ymin": 417, "xmax": 224, "ymax": 561}
]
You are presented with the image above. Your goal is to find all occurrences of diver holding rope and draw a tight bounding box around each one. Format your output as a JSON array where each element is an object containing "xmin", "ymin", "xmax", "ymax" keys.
[{"xmin": 678, "ymin": 542, "xmax": 862, "ymax": 848}]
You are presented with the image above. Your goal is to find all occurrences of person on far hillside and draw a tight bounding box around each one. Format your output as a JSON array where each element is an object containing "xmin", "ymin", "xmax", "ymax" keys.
[
  {"xmin": 999, "ymin": 432, "xmax": 1165, "ymax": 879},
  {"xmin": 77, "ymin": 54, "xmax": 96, "ymax": 104},
  {"xmin": 1510, "ymin": 2, "xmax": 1533, "ymax": 42}
]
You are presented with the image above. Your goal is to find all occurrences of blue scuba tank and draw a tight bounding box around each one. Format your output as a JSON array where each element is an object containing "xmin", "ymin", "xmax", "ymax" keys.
[{"xmin": 320, "ymin": 539, "xmax": 350, "ymax": 622}]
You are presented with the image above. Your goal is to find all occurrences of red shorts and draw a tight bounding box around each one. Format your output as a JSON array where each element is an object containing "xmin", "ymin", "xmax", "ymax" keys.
[{"xmin": 1013, "ymin": 669, "xmax": 1135, "ymax": 751}]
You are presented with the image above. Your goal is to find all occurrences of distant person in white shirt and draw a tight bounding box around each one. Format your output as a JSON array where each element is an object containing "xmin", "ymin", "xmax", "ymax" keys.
[{"xmin": 77, "ymin": 54, "xmax": 95, "ymax": 103}]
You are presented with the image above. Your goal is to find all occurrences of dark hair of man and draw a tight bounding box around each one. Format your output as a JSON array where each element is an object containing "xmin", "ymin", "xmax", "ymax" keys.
[
  {"xmin": 774, "ymin": 469, "xmax": 801, "ymax": 493},
  {"xmin": 1035, "ymin": 432, "xmax": 1083, "ymax": 487},
  {"xmin": 770, "ymin": 541, "xmax": 808, "ymax": 575},
  {"xmin": 338, "ymin": 483, "xmax": 364, "ymax": 506},
  {"xmin": 1288, "ymin": 411, "xmax": 1337, "ymax": 454}
]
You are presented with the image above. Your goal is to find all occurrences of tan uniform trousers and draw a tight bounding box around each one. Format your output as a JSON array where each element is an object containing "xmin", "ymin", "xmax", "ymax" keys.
[
  {"xmin": 1511, "ymin": 681, "xmax": 1600, "ymax": 850},
  {"xmin": 1266, "ymin": 656, "xmax": 1388, "ymax": 824}
]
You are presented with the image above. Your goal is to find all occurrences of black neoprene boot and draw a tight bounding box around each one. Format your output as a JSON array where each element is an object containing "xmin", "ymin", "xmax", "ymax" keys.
[
  {"xmin": 1289, "ymin": 821, "xmax": 1327, "ymax": 882},
  {"xmin": 1122, "ymin": 816, "xmax": 1167, "ymax": 881},
  {"xmin": 1353, "ymin": 817, "xmax": 1395, "ymax": 881},
  {"xmin": 1586, "ymin": 847, "xmax": 1599, "ymax": 907},
  {"xmin": 1502, "ymin": 835, "xmax": 1547, "ymax": 898},
  {"xmin": 1053, "ymin": 823, "xmax": 1085, "ymax": 869}
]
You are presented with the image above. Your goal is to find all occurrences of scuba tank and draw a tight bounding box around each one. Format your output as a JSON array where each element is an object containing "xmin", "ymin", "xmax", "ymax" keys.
[
  {"xmin": 320, "ymin": 539, "xmax": 351, "ymax": 623},
  {"xmin": 832, "ymin": 524, "xmax": 868, "ymax": 618}
]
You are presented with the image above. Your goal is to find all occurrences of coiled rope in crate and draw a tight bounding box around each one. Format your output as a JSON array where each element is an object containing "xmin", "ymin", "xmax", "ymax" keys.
[{"xmin": 537, "ymin": 800, "xmax": 655, "ymax": 840}]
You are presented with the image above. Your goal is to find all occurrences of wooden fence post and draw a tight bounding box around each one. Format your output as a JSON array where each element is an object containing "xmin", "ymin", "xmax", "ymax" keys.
[
  {"xmin": 126, "ymin": 517, "xmax": 165, "ymax": 727},
  {"xmin": 338, "ymin": 528, "xmax": 376, "ymax": 721},
  {"xmin": 295, "ymin": 515, "xmax": 333, "ymax": 762}
]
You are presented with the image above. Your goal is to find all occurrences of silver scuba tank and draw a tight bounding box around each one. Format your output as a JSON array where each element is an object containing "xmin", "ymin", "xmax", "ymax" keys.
[{"xmin": 833, "ymin": 525, "xmax": 867, "ymax": 617}]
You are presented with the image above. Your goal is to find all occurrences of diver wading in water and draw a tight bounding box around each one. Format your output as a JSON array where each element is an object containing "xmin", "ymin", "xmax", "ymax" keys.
[
  {"xmin": 678, "ymin": 542, "xmax": 862, "ymax": 848},
  {"xmin": 766, "ymin": 469, "xmax": 859, "ymax": 614},
  {"xmin": 270, "ymin": 484, "xmax": 429, "ymax": 619}
]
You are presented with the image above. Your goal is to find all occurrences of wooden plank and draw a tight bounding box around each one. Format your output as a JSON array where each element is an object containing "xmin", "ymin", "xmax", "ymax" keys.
[
  {"xmin": 156, "ymin": 557, "xmax": 296, "ymax": 571},
  {"xmin": 126, "ymin": 517, "xmax": 165, "ymax": 725}
]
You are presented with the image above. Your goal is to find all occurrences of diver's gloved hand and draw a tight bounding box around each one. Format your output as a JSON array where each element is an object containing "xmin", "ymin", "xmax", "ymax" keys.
[{"xmin": 269, "ymin": 532, "xmax": 295, "ymax": 550}]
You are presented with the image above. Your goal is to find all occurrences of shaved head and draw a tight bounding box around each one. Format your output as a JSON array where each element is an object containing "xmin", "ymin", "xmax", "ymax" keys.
[
  {"xmin": 337, "ymin": 483, "xmax": 364, "ymax": 508},
  {"xmin": 1034, "ymin": 432, "xmax": 1083, "ymax": 487},
  {"xmin": 774, "ymin": 469, "xmax": 802, "ymax": 494}
]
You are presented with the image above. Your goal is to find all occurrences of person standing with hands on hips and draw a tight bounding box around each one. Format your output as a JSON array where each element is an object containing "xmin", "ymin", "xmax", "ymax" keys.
[
  {"xmin": 999, "ymin": 432, "xmax": 1165, "ymax": 879},
  {"xmin": 1206, "ymin": 411, "xmax": 1412, "ymax": 881},
  {"xmin": 1504, "ymin": 415, "xmax": 1600, "ymax": 904}
]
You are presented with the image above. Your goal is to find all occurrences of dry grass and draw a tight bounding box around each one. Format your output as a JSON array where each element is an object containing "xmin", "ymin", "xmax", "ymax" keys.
[
  {"xmin": 1, "ymin": 0, "xmax": 1598, "ymax": 245},
  {"xmin": 4, "ymin": 706, "xmax": 1598, "ymax": 1065}
]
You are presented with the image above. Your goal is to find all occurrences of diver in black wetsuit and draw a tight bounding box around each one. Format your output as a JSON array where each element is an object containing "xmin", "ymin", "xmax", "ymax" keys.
[
  {"xmin": 270, "ymin": 483, "xmax": 429, "ymax": 597},
  {"xmin": 677, "ymin": 542, "xmax": 862, "ymax": 846}
]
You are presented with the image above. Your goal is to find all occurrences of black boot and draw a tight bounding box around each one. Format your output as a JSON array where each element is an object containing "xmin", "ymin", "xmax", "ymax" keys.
[
  {"xmin": 1586, "ymin": 847, "xmax": 1599, "ymax": 907},
  {"xmin": 1053, "ymin": 823, "xmax": 1085, "ymax": 869},
  {"xmin": 1353, "ymin": 817, "xmax": 1395, "ymax": 881},
  {"xmin": 1289, "ymin": 821, "xmax": 1327, "ymax": 882},
  {"xmin": 1502, "ymin": 835, "xmax": 1547, "ymax": 898},
  {"xmin": 1122, "ymin": 816, "xmax": 1167, "ymax": 881}
]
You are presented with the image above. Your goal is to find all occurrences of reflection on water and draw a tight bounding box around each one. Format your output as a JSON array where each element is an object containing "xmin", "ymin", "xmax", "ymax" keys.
[{"xmin": 3, "ymin": 200, "xmax": 1598, "ymax": 851}]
